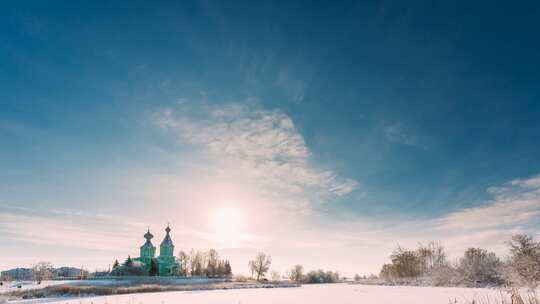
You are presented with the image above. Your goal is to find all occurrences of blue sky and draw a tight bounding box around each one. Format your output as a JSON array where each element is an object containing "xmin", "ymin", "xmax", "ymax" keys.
[{"xmin": 1, "ymin": 1, "xmax": 540, "ymax": 275}]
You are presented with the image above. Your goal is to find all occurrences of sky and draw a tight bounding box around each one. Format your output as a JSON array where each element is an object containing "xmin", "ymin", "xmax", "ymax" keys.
[{"xmin": 1, "ymin": 1, "xmax": 540, "ymax": 276}]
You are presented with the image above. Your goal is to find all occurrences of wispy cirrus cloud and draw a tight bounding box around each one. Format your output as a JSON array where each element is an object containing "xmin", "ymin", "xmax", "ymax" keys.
[
  {"xmin": 156, "ymin": 102, "xmax": 358, "ymax": 212},
  {"xmin": 436, "ymin": 174, "xmax": 540, "ymax": 231}
]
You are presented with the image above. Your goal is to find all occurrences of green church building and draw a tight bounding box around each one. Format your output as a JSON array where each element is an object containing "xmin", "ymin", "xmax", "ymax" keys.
[{"xmin": 134, "ymin": 225, "xmax": 180, "ymax": 276}]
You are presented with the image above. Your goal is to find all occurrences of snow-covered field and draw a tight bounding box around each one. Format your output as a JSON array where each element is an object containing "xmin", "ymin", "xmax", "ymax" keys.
[
  {"xmin": 0, "ymin": 281, "xmax": 73, "ymax": 294},
  {"xmin": 0, "ymin": 277, "xmax": 219, "ymax": 294},
  {"xmin": 7, "ymin": 283, "xmax": 509, "ymax": 304}
]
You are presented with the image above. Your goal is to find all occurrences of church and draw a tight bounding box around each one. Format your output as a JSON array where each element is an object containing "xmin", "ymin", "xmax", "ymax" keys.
[{"xmin": 134, "ymin": 225, "xmax": 180, "ymax": 276}]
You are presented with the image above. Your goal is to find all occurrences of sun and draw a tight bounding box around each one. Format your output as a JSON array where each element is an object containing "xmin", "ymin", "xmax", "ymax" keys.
[{"xmin": 210, "ymin": 206, "xmax": 244, "ymax": 246}]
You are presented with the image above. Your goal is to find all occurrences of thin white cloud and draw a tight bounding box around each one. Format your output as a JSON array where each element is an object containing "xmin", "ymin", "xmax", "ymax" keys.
[
  {"xmin": 510, "ymin": 175, "xmax": 540, "ymax": 188},
  {"xmin": 436, "ymin": 174, "xmax": 540, "ymax": 231},
  {"xmin": 0, "ymin": 205, "xmax": 210, "ymax": 252},
  {"xmin": 0, "ymin": 210, "xmax": 135, "ymax": 251},
  {"xmin": 156, "ymin": 102, "xmax": 359, "ymax": 212}
]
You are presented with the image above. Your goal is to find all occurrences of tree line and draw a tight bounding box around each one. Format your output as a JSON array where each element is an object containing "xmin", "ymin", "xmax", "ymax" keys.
[
  {"xmin": 286, "ymin": 264, "xmax": 340, "ymax": 284},
  {"xmin": 177, "ymin": 249, "xmax": 232, "ymax": 277},
  {"xmin": 110, "ymin": 248, "xmax": 232, "ymax": 277},
  {"xmin": 378, "ymin": 234, "xmax": 540, "ymax": 288},
  {"xmin": 247, "ymin": 252, "xmax": 340, "ymax": 284}
]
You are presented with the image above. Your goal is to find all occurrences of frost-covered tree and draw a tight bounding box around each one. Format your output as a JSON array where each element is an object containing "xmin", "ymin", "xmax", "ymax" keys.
[
  {"xmin": 507, "ymin": 234, "xmax": 540, "ymax": 287},
  {"xmin": 458, "ymin": 248, "xmax": 502, "ymax": 286},
  {"xmin": 249, "ymin": 252, "xmax": 272, "ymax": 281},
  {"xmin": 32, "ymin": 261, "xmax": 54, "ymax": 282},
  {"xmin": 287, "ymin": 265, "xmax": 304, "ymax": 283}
]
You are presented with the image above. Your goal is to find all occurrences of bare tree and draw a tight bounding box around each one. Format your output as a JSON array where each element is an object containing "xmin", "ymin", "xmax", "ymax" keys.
[
  {"xmin": 417, "ymin": 241, "xmax": 447, "ymax": 275},
  {"xmin": 249, "ymin": 252, "xmax": 272, "ymax": 281},
  {"xmin": 379, "ymin": 263, "xmax": 397, "ymax": 281},
  {"xmin": 189, "ymin": 249, "xmax": 204, "ymax": 276},
  {"xmin": 390, "ymin": 246, "xmax": 421, "ymax": 278},
  {"xmin": 32, "ymin": 261, "xmax": 54, "ymax": 282},
  {"xmin": 178, "ymin": 250, "xmax": 190, "ymax": 276},
  {"xmin": 205, "ymin": 249, "xmax": 219, "ymax": 277},
  {"xmin": 287, "ymin": 264, "xmax": 304, "ymax": 282},
  {"xmin": 224, "ymin": 260, "xmax": 232, "ymax": 277}
]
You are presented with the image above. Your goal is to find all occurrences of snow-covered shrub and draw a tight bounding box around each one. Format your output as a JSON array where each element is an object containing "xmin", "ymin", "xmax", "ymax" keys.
[
  {"xmin": 430, "ymin": 264, "xmax": 460, "ymax": 287},
  {"xmin": 506, "ymin": 234, "xmax": 540, "ymax": 288},
  {"xmin": 457, "ymin": 248, "xmax": 503, "ymax": 287}
]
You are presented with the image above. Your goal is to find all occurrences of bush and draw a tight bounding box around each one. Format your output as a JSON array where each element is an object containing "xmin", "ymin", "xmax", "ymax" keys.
[
  {"xmin": 304, "ymin": 270, "xmax": 340, "ymax": 284},
  {"xmin": 457, "ymin": 248, "xmax": 503, "ymax": 287}
]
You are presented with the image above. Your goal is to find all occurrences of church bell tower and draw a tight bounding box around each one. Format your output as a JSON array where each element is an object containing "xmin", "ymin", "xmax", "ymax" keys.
[
  {"xmin": 140, "ymin": 228, "xmax": 156, "ymax": 261},
  {"xmin": 159, "ymin": 224, "xmax": 174, "ymax": 258}
]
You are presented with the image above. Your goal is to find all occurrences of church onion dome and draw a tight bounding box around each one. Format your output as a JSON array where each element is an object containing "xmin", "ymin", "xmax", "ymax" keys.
[
  {"xmin": 160, "ymin": 225, "xmax": 174, "ymax": 246},
  {"xmin": 142, "ymin": 228, "xmax": 155, "ymax": 248},
  {"xmin": 144, "ymin": 228, "xmax": 154, "ymax": 240}
]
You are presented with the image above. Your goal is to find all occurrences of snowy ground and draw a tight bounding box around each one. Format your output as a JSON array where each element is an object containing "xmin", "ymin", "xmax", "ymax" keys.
[
  {"xmin": 5, "ymin": 283, "xmax": 509, "ymax": 304},
  {"xmin": 0, "ymin": 277, "xmax": 219, "ymax": 294},
  {"xmin": 0, "ymin": 281, "xmax": 73, "ymax": 294}
]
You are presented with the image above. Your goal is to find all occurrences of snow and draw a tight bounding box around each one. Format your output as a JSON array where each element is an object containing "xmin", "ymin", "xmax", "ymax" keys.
[
  {"xmin": 6, "ymin": 283, "xmax": 509, "ymax": 304},
  {"xmin": 0, "ymin": 278, "xmax": 217, "ymax": 293},
  {"xmin": 0, "ymin": 281, "xmax": 73, "ymax": 293}
]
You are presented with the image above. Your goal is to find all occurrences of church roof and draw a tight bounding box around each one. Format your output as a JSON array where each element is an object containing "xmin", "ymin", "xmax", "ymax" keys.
[
  {"xmin": 160, "ymin": 225, "xmax": 174, "ymax": 247},
  {"xmin": 142, "ymin": 228, "xmax": 155, "ymax": 248},
  {"xmin": 144, "ymin": 228, "xmax": 154, "ymax": 240}
]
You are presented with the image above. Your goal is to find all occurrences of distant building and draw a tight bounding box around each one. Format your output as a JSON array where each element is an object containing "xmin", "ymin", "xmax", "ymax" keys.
[
  {"xmin": 54, "ymin": 267, "xmax": 88, "ymax": 278},
  {"xmin": 0, "ymin": 268, "xmax": 33, "ymax": 281},
  {"xmin": 133, "ymin": 225, "xmax": 180, "ymax": 276}
]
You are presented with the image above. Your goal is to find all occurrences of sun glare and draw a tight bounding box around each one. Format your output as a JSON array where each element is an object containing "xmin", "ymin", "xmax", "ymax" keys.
[{"xmin": 210, "ymin": 206, "xmax": 244, "ymax": 246}]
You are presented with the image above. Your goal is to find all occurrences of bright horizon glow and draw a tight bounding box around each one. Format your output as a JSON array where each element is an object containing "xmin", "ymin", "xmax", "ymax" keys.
[{"xmin": 209, "ymin": 206, "xmax": 245, "ymax": 247}]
